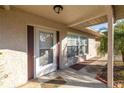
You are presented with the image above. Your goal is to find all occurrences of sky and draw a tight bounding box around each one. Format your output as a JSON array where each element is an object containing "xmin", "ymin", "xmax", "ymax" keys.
[{"xmin": 89, "ymin": 22, "xmax": 108, "ymax": 32}]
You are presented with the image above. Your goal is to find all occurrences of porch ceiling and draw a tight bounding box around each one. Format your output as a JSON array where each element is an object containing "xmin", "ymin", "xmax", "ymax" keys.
[
  {"xmin": 1, "ymin": 5, "xmax": 124, "ymax": 38},
  {"xmin": 10, "ymin": 5, "xmax": 109, "ymax": 37},
  {"xmin": 12, "ymin": 5, "xmax": 108, "ymax": 37},
  {"xmin": 13, "ymin": 5, "xmax": 107, "ymax": 25}
]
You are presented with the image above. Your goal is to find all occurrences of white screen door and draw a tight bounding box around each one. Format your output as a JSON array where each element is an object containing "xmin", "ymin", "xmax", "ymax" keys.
[{"xmin": 35, "ymin": 28, "xmax": 57, "ymax": 77}]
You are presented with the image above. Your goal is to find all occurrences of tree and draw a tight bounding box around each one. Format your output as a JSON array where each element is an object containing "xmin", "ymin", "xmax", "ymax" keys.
[
  {"xmin": 97, "ymin": 19, "xmax": 124, "ymax": 62},
  {"xmin": 97, "ymin": 31, "xmax": 107, "ymax": 56}
]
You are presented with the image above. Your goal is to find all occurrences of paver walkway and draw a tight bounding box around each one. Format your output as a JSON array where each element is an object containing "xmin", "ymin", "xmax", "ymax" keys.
[{"xmin": 19, "ymin": 57, "xmax": 107, "ymax": 88}]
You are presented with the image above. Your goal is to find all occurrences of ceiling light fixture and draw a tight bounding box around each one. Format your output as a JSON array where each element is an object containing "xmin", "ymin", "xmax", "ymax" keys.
[{"xmin": 53, "ymin": 5, "xmax": 63, "ymax": 14}]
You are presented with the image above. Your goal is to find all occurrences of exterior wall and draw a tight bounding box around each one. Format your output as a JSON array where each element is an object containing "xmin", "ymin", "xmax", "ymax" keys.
[
  {"xmin": 60, "ymin": 32, "xmax": 98, "ymax": 69},
  {"xmin": 0, "ymin": 8, "xmax": 72, "ymax": 87},
  {"xmin": 86, "ymin": 38, "xmax": 97, "ymax": 59},
  {"xmin": 114, "ymin": 55, "xmax": 122, "ymax": 61},
  {"xmin": 59, "ymin": 31, "xmax": 68, "ymax": 69},
  {"xmin": 0, "ymin": 7, "xmax": 99, "ymax": 87}
]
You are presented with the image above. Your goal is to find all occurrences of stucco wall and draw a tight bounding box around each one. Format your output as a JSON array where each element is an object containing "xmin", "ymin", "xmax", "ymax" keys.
[
  {"xmin": 114, "ymin": 55, "xmax": 122, "ymax": 61},
  {"xmin": 0, "ymin": 7, "xmax": 98, "ymax": 87},
  {"xmin": 86, "ymin": 38, "xmax": 97, "ymax": 59},
  {"xmin": 0, "ymin": 8, "xmax": 28, "ymax": 87},
  {"xmin": 0, "ymin": 8, "xmax": 69, "ymax": 87},
  {"xmin": 60, "ymin": 32, "xmax": 98, "ymax": 69}
]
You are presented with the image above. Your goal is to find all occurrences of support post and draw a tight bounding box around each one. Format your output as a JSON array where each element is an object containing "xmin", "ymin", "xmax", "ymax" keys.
[{"xmin": 107, "ymin": 6, "xmax": 114, "ymax": 88}]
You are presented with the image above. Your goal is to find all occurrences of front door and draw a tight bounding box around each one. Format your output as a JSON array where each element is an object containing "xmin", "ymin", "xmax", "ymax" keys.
[{"xmin": 35, "ymin": 28, "xmax": 57, "ymax": 77}]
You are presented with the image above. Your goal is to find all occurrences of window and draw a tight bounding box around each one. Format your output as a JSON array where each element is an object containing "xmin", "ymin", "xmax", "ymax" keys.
[
  {"xmin": 79, "ymin": 36, "xmax": 88, "ymax": 55},
  {"xmin": 67, "ymin": 35, "xmax": 78, "ymax": 57},
  {"xmin": 67, "ymin": 34, "xmax": 88, "ymax": 58},
  {"xmin": 39, "ymin": 32, "xmax": 54, "ymax": 66}
]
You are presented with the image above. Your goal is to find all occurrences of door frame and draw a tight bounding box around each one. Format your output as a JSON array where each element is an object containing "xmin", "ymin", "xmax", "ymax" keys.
[
  {"xmin": 56, "ymin": 31, "xmax": 60, "ymax": 70},
  {"xmin": 27, "ymin": 25, "xmax": 34, "ymax": 80},
  {"xmin": 34, "ymin": 26, "xmax": 58, "ymax": 78}
]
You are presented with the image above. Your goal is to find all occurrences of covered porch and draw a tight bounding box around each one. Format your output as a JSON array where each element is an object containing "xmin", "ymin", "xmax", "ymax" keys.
[{"xmin": 1, "ymin": 5, "xmax": 124, "ymax": 88}]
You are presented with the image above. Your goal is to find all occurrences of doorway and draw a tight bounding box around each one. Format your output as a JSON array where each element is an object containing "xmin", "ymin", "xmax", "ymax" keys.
[{"xmin": 34, "ymin": 27, "xmax": 57, "ymax": 77}]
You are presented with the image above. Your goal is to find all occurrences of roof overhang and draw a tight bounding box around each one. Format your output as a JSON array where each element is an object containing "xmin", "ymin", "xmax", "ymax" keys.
[{"xmin": 113, "ymin": 5, "xmax": 124, "ymax": 21}]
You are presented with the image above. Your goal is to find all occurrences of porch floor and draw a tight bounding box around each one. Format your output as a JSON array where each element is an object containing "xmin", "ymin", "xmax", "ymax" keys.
[{"xmin": 19, "ymin": 57, "xmax": 107, "ymax": 88}]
